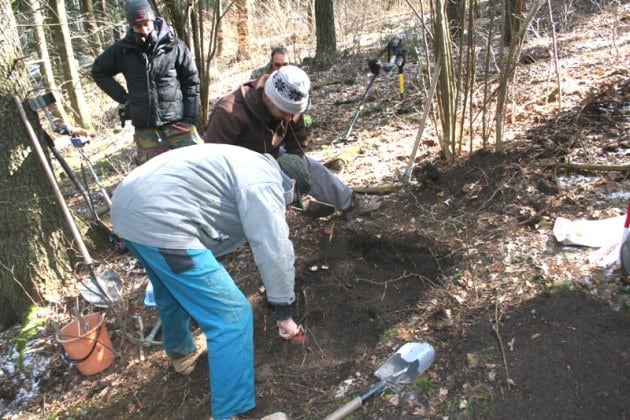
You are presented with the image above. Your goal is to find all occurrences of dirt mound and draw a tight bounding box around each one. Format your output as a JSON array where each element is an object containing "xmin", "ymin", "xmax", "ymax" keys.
[{"xmin": 441, "ymin": 291, "xmax": 630, "ymax": 419}]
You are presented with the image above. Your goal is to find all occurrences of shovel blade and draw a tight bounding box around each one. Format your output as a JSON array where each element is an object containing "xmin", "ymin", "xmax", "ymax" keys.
[
  {"xmin": 303, "ymin": 198, "xmax": 336, "ymax": 218},
  {"xmin": 324, "ymin": 342, "xmax": 436, "ymax": 420},
  {"xmin": 374, "ymin": 342, "xmax": 435, "ymax": 384},
  {"xmin": 77, "ymin": 269, "xmax": 123, "ymax": 307}
]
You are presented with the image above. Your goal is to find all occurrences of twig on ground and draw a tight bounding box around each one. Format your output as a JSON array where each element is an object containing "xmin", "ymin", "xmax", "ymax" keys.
[
  {"xmin": 493, "ymin": 292, "xmax": 512, "ymax": 392},
  {"xmin": 178, "ymin": 386, "xmax": 189, "ymax": 409},
  {"xmin": 355, "ymin": 271, "xmax": 435, "ymax": 287},
  {"xmin": 304, "ymin": 325, "xmax": 326, "ymax": 360}
]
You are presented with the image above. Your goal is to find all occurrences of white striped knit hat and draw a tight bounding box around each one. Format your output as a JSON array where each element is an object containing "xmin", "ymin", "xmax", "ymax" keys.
[{"xmin": 264, "ymin": 65, "xmax": 310, "ymax": 115}]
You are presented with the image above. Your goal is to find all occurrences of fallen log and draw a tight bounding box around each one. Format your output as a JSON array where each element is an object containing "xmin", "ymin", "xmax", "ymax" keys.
[
  {"xmin": 352, "ymin": 184, "xmax": 403, "ymax": 195},
  {"xmin": 552, "ymin": 162, "xmax": 630, "ymax": 173}
]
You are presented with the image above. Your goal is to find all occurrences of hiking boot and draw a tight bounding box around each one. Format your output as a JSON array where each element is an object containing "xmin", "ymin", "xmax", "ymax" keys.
[
  {"xmin": 343, "ymin": 194, "xmax": 383, "ymax": 218},
  {"xmin": 172, "ymin": 332, "xmax": 207, "ymax": 375}
]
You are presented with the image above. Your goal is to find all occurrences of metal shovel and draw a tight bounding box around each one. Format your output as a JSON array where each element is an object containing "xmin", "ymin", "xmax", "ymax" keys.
[
  {"xmin": 324, "ymin": 342, "xmax": 435, "ymax": 420},
  {"xmin": 76, "ymin": 267, "xmax": 122, "ymax": 307},
  {"xmin": 15, "ymin": 96, "xmax": 122, "ymax": 307}
]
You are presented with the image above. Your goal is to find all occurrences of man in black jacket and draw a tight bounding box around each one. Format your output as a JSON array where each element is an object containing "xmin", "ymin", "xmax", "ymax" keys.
[{"xmin": 92, "ymin": 0, "xmax": 202, "ymax": 164}]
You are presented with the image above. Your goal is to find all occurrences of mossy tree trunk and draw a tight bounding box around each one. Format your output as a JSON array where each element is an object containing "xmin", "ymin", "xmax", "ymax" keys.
[{"xmin": 0, "ymin": 0, "xmax": 74, "ymax": 329}]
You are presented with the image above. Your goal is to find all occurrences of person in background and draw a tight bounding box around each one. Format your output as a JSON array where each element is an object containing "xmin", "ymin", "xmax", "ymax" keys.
[
  {"xmin": 111, "ymin": 143, "xmax": 308, "ymax": 419},
  {"xmin": 91, "ymin": 0, "xmax": 202, "ymax": 164},
  {"xmin": 249, "ymin": 47, "xmax": 290, "ymax": 80},
  {"xmin": 205, "ymin": 65, "xmax": 382, "ymax": 218}
]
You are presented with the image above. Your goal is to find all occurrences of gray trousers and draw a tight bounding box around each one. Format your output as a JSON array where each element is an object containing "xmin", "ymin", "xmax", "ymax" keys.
[{"xmin": 303, "ymin": 155, "xmax": 353, "ymax": 211}]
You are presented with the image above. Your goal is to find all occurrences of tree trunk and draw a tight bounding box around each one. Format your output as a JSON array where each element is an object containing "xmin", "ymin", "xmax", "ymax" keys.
[
  {"xmin": 307, "ymin": 0, "xmax": 315, "ymax": 33},
  {"xmin": 27, "ymin": 0, "xmax": 70, "ymax": 125},
  {"xmin": 163, "ymin": 0, "xmax": 191, "ymax": 47},
  {"xmin": 80, "ymin": 0, "xmax": 102, "ymax": 55},
  {"xmin": 314, "ymin": 0, "xmax": 336, "ymax": 63},
  {"xmin": 0, "ymin": 0, "xmax": 74, "ymax": 329},
  {"xmin": 199, "ymin": 0, "xmax": 232, "ymax": 127},
  {"xmin": 446, "ymin": 0, "xmax": 464, "ymax": 39},
  {"xmin": 235, "ymin": 0, "xmax": 250, "ymax": 61},
  {"xmin": 215, "ymin": 0, "xmax": 224, "ymax": 57},
  {"xmin": 495, "ymin": 0, "xmax": 545, "ymax": 151},
  {"xmin": 433, "ymin": 0, "xmax": 456, "ymax": 161},
  {"xmin": 94, "ymin": 0, "xmax": 115, "ymax": 45},
  {"xmin": 192, "ymin": 0, "xmax": 203, "ymax": 89},
  {"xmin": 503, "ymin": 0, "xmax": 526, "ymax": 45},
  {"xmin": 49, "ymin": 0, "xmax": 92, "ymax": 129}
]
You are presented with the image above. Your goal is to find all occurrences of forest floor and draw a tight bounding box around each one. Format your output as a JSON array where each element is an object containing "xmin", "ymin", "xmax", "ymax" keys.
[{"xmin": 1, "ymin": 3, "xmax": 630, "ymax": 419}]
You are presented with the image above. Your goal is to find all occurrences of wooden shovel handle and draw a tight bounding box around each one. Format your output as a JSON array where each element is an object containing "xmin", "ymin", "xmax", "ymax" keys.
[
  {"xmin": 324, "ymin": 381, "xmax": 387, "ymax": 420},
  {"xmin": 13, "ymin": 96, "xmax": 93, "ymax": 266},
  {"xmin": 323, "ymin": 396, "xmax": 363, "ymax": 420}
]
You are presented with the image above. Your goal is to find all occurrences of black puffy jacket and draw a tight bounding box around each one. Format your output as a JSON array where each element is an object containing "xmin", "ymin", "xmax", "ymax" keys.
[{"xmin": 92, "ymin": 18, "xmax": 200, "ymax": 128}]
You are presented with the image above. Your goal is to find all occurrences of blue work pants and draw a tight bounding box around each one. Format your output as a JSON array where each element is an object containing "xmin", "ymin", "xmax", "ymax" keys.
[{"xmin": 124, "ymin": 241, "xmax": 255, "ymax": 419}]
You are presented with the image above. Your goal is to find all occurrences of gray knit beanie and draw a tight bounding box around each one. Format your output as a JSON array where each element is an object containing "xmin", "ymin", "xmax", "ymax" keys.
[
  {"xmin": 277, "ymin": 154, "xmax": 311, "ymax": 195},
  {"xmin": 126, "ymin": 0, "xmax": 156, "ymax": 25}
]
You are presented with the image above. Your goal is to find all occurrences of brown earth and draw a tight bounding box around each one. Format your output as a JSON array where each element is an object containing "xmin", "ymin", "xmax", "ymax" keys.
[{"xmin": 1, "ymin": 3, "xmax": 630, "ymax": 419}]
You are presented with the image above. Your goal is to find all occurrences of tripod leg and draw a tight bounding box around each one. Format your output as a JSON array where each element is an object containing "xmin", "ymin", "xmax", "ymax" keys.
[{"xmin": 78, "ymin": 149, "xmax": 112, "ymax": 207}]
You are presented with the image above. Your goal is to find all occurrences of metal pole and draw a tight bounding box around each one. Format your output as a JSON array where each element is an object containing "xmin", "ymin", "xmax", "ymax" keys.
[
  {"xmin": 402, "ymin": 59, "xmax": 442, "ymax": 183},
  {"xmin": 332, "ymin": 74, "xmax": 379, "ymax": 145}
]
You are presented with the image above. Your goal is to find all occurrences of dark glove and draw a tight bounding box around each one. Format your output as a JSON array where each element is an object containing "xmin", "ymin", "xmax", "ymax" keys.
[
  {"xmin": 274, "ymin": 304, "xmax": 292, "ymax": 321},
  {"xmin": 118, "ymin": 104, "xmax": 129, "ymax": 128}
]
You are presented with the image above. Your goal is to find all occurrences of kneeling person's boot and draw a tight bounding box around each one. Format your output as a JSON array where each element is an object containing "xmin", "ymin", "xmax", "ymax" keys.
[{"xmin": 343, "ymin": 193, "xmax": 383, "ymax": 218}]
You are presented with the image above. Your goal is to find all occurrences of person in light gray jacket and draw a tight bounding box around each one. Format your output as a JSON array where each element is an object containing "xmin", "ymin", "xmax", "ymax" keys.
[{"xmin": 111, "ymin": 143, "xmax": 308, "ymax": 419}]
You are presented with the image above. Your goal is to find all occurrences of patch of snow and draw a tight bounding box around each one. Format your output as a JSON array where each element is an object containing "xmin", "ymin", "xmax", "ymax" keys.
[{"xmin": 0, "ymin": 322, "xmax": 58, "ymax": 416}]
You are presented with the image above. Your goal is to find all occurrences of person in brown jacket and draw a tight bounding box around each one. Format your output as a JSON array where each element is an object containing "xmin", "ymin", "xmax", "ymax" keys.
[{"xmin": 204, "ymin": 65, "xmax": 382, "ymax": 217}]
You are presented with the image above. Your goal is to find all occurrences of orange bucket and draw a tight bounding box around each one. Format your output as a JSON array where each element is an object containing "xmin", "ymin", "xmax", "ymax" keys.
[{"xmin": 56, "ymin": 312, "xmax": 115, "ymax": 376}]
